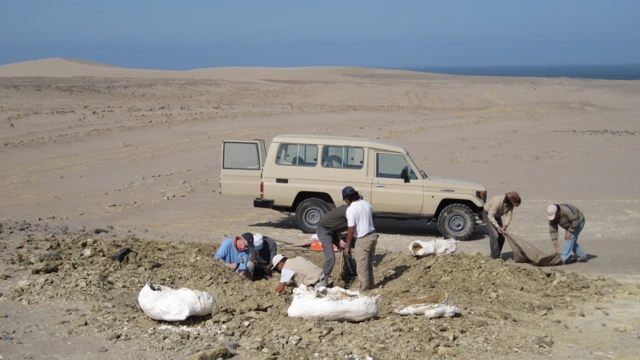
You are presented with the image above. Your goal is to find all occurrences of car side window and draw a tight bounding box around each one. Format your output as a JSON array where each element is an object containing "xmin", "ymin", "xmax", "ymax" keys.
[
  {"xmin": 223, "ymin": 142, "xmax": 260, "ymax": 170},
  {"xmin": 275, "ymin": 144, "xmax": 318, "ymax": 166},
  {"xmin": 376, "ymin": 153, "xmax": 418, "ymax": 179},
  {"xmin": 321, "ymin": 146, "xmax": 364, "ymax": 169}
]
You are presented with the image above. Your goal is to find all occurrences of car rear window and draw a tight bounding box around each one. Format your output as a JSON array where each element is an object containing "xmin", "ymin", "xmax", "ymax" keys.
[
  {"xmin": 275, "ymin": 144, "xmax": 318, "ymax": 167},
  {"xmin": 321, "ymin": 146, "xmax": 364, "ymax": 169}
]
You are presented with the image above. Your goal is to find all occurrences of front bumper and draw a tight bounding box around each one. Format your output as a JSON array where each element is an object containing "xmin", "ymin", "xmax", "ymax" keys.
[{"xmin": 254, "ymin": 198, "xmax": 274, "ymax": 209}]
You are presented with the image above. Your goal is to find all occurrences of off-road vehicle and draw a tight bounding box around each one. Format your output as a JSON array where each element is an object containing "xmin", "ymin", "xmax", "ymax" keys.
[{"xmin": 219, "ymin": 135, "xmax": 487, "ymax": 240}]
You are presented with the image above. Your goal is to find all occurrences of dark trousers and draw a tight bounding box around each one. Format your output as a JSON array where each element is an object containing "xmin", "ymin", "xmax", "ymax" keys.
[
  {"xmin": 316, "ymin": 225, "xmax": 340, "ymax": 277},
  {"xmin": 482, "ymin": 210, "xmax": 504, "ymax": 259}
]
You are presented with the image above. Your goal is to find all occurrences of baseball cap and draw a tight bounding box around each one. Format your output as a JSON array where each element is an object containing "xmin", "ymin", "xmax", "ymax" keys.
[
  {"xmin": 241, "ymin": 232, "xmax": 254, "ymax": 248},
  {"xmin": 271, "ymin": 254, "xmax": 285, "ymax": 269},
  {"xmin": 546, "ymin": 205, "xmax": 558, "ymax": 220},
  {"xmin": 342, "ymin": 186, "xmax": 357, "ymax": 198},
  {"xmin": 253, "ymin": 233, "xmax": 264, "ymax": 250}
]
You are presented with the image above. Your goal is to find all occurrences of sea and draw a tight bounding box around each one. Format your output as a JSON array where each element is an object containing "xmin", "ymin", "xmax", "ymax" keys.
[{"xmin": 405, "ymin": 64, "xmax": 640, "ymax": 80}]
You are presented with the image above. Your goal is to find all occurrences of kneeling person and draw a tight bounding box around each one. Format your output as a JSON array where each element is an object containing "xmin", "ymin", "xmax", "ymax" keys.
[
  {"xmin": 271, "ymin": 254, "xmax": 327, "ymax": 293},
  {"xmin": 214, "ymin": 232, "xmax": 255, "ymax": 278},
  {"xmin": 249, "ymin": 233, "xmax": 277, "ymax": 280}
]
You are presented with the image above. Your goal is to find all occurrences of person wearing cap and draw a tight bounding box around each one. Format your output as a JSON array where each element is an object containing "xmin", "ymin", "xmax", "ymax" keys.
[
  {"xmin": 316, "ymin": 203, "xmax": 350, "ymax": 280},
  {"xmin": 271, "ymin": 254, "xmax": 327, "ymax": 293},
  {"xmin": 482, "ymin": 191, "xmax": 522, "ymax": 259},
  {"xmin": 342, "ymin": 186, "xmax": 378, "ymax": 292},
  {"xmin": 547, "ymin": 204, "xmax": 587, "ymax": 264},
  {"xmin": 213, "ymin": 232, "xmax": 255, "ymax": 278},
  {"xmin": 248, "ymin": 233, "xmax": 278, "ymax": 280}
]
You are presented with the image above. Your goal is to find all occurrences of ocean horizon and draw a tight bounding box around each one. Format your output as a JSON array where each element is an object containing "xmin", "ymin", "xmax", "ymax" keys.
[{"xmin": 403, "ymin": 64, "xmax": 640, "ymax": 80}]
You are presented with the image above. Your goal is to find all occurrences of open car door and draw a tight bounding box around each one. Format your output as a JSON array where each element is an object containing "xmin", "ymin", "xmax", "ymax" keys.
[{"xmin": 220, "ymin": 139, "xmax": 266, "ymax": 197}]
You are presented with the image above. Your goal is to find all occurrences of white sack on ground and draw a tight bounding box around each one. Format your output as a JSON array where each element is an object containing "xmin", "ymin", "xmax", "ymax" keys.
[
  {"xmin": 138, "ymin": 281, "xmax": 215, "ymax": 321},
  {"xmin": 409, "ymin": 239, "xmax": 458, "ymax": 257},
  {"xmin": 393, "ymin": 293, "xmax": 449, "ymax": 316},
  {"xmin": 424, "ymin": 305, "xmax": 460, "ymax": 319},
  {"xmin": 287, "ymin": 285, "xmax": 380, "ymax": 322}
]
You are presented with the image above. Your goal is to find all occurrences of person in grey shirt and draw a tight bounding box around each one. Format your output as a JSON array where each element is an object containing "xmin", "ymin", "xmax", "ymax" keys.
[
  {"xmin": 248, "ymin": 233, "xmax": 278, "ymax": 280},
  {"xmin": 316, "ymin": 204, "xmax": 349, "ymax": 281}
]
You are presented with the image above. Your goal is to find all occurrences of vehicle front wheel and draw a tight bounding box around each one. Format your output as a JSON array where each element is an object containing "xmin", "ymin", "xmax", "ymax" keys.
[
  {"xmin": 295, "ymin": 198, "xmax": 332, "ymax": 234},
  {"xmin": 437, "ymin": 203, "xmax": 476, "ymax": 240}
]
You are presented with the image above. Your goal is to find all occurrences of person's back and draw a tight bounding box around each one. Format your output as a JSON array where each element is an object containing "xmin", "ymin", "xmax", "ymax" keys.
[
  {"xmin": 318, "ymin": 204, "xmax": 349, "ymax": 232},
  {"xmin": 347, "ymin": 200, "xmax": 375, "ymax": 238},
  {"xmin": 250, "ymin": 237, "xmax": 277, "ymax": 266},
  {"xmin": 283, "ymin": 256, "xmax": 324, "ymax": 286}
]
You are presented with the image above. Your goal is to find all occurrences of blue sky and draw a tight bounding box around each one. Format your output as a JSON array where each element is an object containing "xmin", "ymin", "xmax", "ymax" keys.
[{"xmin": 1, "ymin": 0, "xmax": 639, "ymax": 69}]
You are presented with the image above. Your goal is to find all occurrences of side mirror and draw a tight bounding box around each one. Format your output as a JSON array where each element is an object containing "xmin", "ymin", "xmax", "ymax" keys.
[{"xmin": 401, "ymin": 167, "xmax": 410, "ymax": 183}]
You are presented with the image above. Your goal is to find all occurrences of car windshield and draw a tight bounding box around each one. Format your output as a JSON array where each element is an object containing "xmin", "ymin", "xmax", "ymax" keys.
[{"xmin": 407, "ymin": 153, "xmax": 427, "ymax": 179}]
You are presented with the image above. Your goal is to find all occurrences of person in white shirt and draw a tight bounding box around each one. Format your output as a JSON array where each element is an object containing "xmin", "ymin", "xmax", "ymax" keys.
[
  {"xmin": 271, "ymin": 254, "xmax": 327, "ymax": 293},
  {"xmin": 342, "ymin": 186, "xmax": 378, "ymax": 292}
]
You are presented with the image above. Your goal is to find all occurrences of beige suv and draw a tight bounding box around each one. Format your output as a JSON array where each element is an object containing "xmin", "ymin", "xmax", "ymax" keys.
[{"xmin": 220, "ymin": 135, "xmax": 487, "ymax": 240}]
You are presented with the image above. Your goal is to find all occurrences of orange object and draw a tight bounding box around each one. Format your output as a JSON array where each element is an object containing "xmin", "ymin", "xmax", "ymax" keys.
[{"xmin": 310, "ymin": 239, "xmax": 338, "ymax": 251}]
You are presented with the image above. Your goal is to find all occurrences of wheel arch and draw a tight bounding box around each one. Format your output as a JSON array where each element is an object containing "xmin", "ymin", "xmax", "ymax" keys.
[
  {"xmin": 434, "ymin": 199, "xmax": 482, "ymax": 219},
  {"xmin": 292, "ymin": 191, "xmax": 336, "ymax": 211}
]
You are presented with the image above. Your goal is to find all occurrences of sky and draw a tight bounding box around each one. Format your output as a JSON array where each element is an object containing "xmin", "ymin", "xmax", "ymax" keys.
[{"xmin": 1, "ymin": 0, "xmax": 639, "ymax": 69}]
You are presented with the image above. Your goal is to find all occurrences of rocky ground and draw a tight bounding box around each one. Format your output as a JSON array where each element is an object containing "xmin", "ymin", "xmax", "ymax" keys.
[{"xmin": 1, "ymin": 219, "xmax": 639, "ymax": 359}]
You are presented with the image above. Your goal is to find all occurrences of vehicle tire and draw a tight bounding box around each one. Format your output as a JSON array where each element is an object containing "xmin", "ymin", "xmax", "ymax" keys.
[
  {"xmin": 295, "ymin": 198, "xmax": 332, "ymax": 234},
  {"xmin": 437, "ymin": 203, "xmax": 476, "ymax": 241}
]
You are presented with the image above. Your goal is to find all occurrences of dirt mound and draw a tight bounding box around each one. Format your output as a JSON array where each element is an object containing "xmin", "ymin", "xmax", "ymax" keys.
[{"xmin": 0, "ymin": 220, "xmax": 634, "ymax": 359}]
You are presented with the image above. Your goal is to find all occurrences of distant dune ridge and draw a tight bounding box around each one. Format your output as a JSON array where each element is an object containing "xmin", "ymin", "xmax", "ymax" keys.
[{"xmin": 0, "ymin": 57, "xmax": 434, "ymax": 82}]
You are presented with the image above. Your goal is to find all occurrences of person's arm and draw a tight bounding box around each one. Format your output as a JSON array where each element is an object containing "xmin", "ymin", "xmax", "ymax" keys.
[
  {"xmin": 503, "ymin": 207, "xmax": 513, "ymax": 229},
  {"xmin": 335, "ymin": 231, "xmax": 346, "ymax": 249},
  {"xmin": 344, "ymin": 207, "xmax": 356, "ymax": 256},
  {"xmin": 344, "ymin": 227, "xmax": 355, "ymax": 256},
  {"xmin": 487, "ymin": 200, "xmax": 501, "ymax": 230},
  {"xmin": 275, "ymin": 269, "xmax": 294, "ymax": 293},
  {"xmin": 269, "ymin": 240, "xmax": 278, "ymax": 262},
  {"xmin": 549, "ymin": 221, "xmax": 560, "ymax": 251}
]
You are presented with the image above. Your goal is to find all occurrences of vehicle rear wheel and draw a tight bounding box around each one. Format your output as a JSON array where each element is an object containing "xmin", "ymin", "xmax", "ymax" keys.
[
  {"xmin": 437, "ymin": 203, "xmax": 476, "ymax": 240},
  {"xmin": 295, "ymin": 198, "xmax": 332, "ymax": 234}
]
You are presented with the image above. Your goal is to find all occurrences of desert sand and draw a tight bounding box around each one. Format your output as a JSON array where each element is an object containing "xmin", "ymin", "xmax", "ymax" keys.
[{"xmin": 0, "ymin": 58, "xmax": 639, "ymax": 359}]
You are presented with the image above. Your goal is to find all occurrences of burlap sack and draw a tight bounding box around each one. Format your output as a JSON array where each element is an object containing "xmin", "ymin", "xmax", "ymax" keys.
[{"xmin": 504, "ymin": 232, "xmax": 562, "ymax": 266}]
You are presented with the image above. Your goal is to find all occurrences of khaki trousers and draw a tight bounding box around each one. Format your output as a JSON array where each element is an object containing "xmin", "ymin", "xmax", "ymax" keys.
[{"xmin": 354, "ymin": 233, "xmax": 378, "ymax": 292}]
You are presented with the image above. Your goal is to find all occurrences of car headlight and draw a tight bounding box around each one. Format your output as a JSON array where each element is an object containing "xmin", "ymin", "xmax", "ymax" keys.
[{"xmin": 476, "ymin": 191, "xmax": 487, "ymax": 202}]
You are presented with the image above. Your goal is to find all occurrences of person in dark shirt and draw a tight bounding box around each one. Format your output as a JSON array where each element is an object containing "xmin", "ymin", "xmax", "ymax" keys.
[
  {"xmin": 316, "ymin": 204, "xmax": 349, "ymax": 281},
  {"xmin": 248, "ymin": 233, "xmax": 277, "ymax": 280}
]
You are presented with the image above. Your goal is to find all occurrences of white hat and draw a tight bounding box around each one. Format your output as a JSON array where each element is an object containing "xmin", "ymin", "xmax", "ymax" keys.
[
  {"xmin": 271, "ymin": 254, "xmax": 285, "ymax": 269},
  {"xmin": 547, "ymin": 205, "xmax": 558, "ymax": 220},
  {"xmin": 254, "ymin": 233, "xmax": 264, "ymax": 250}
]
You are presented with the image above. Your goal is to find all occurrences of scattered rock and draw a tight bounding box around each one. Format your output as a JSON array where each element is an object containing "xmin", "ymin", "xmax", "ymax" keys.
[
  {"xmin": 438, "ymin": 346, "xmax": 456, "ymax": 357},
  {"xmin": 105, "ymin": 333, "xmax": 119, "ymax": 341},
  {"xmin": 532, "ymin": 336, "xmax": 554, "ymax": 348},
  {"xmin": 188, "ymin": 347, "xmax": 233, "ymax": 360}
]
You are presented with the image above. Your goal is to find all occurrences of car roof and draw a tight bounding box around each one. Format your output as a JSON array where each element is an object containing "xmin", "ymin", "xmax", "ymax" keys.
[{"xmin": 271, "ymin": 134, "xmax": 409, "ymax": 153}]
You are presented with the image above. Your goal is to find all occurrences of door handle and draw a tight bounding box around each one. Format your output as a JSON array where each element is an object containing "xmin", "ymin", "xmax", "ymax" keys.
[
  {"xmin": 376, "ymin": 184, "xmax": 385, "ymax": 188},
  {"xmin": 276, "ymin": 178, "xmax": 288, "ymax": 184}
]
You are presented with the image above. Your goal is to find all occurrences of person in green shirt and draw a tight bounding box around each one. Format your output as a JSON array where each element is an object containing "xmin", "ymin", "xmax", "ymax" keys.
[
  {"xmin": 547, "ymin": 204, "xmax": 587, "ymax": 264},
  {"xmin": 316, "ymin": 204, "xmax": 349, "ymax": 281}
]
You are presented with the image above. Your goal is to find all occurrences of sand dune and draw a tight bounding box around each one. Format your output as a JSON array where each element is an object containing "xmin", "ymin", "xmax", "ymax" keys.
[{"xmin": 0, "ymin": 57, "xmax": 432, "ymax": 82}]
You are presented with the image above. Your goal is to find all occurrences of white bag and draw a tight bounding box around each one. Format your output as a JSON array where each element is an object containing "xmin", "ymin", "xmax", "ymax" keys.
[
  {"xmin": 424, "ymin": 305, "xmax": 460, "ymax": 319},
  {"xmin": 137, "ymin": 281, "xmax": 215, "ymax": 321},
  {"xmin": 409, "ymin": 239, "xmax": 458, "ymax": 257},
  {"xmin": 287, "ymin": 285, "xmax": 380, "ymax": 322},
  {"xmin": 393, "ymin": 293, "xmax": 449, "ymax": 316}
]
